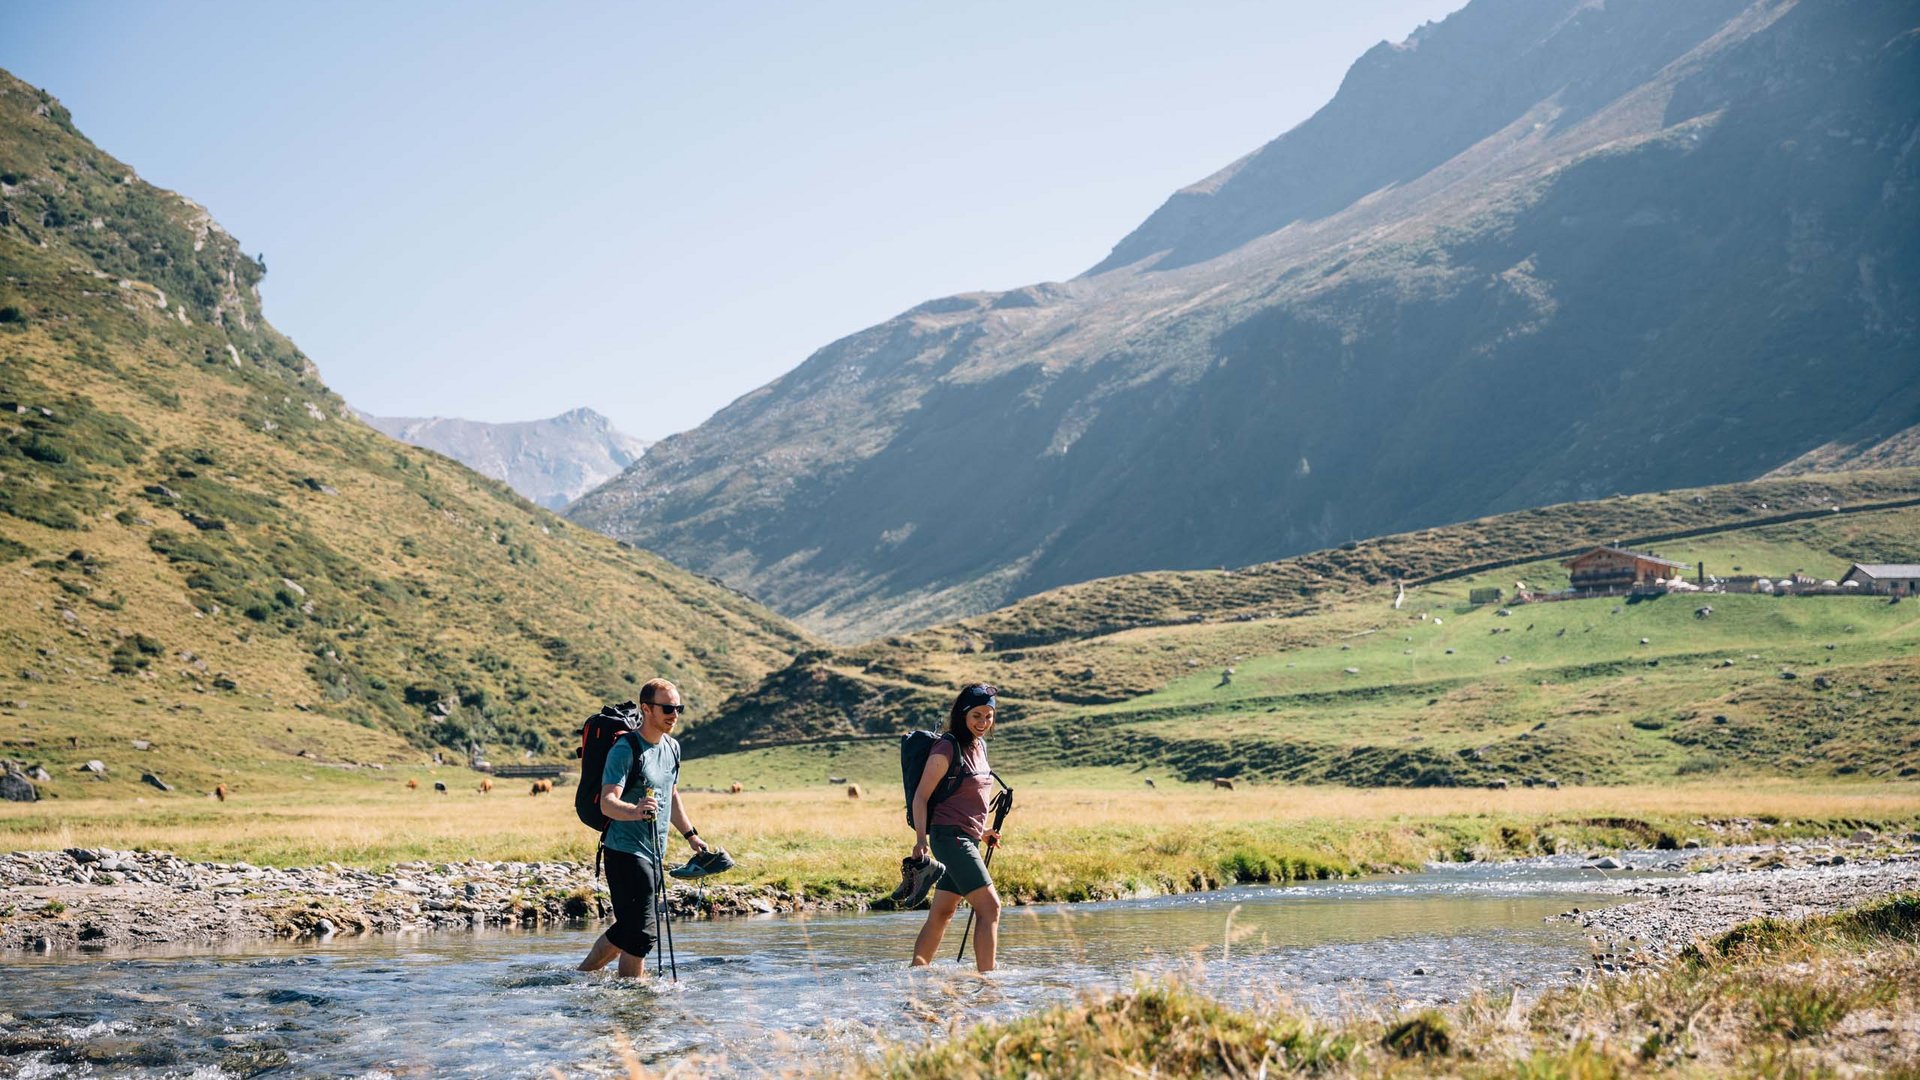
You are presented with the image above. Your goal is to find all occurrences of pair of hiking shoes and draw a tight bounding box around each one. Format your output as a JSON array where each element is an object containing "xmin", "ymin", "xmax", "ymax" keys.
[{"xmin": 890, "ymin": 853, "xmax": 946, "ymax": 907}]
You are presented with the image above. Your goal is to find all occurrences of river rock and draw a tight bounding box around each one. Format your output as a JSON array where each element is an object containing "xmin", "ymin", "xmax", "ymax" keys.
[
  {"xmin": 1850, "ymin": 829, "xmax": 1876, "ymax": 843},
  {"xmin": 0, "ymin": 766, "xmax": 36, "ymax": 803},
  {"xmin": 1591, "ymin": 856, "xmax": 1626, "ymax": 870},
  {"xmin": 65, "ymin": 848, "xmax": 99, "ymax": 864}
]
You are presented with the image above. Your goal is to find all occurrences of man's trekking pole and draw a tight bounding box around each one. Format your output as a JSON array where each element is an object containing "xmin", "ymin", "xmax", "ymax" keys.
[
  {"xmin": 656, "ymin": 850, "xmax": 678, "ymax": 981},
  {"xmin": 956, "ymin": 778, "xmax": 1013, "ymax": 963},
  {"xmin": 645, "ymin": 788, "xmax": 677, "ymax": 982}
]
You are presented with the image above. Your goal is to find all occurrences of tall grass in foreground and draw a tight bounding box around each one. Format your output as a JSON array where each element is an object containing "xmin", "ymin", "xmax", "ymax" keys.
[
  {"xmin": 3, "ymin": 782, "xmax": 1916, "ymax": 903},
  {"xmin": 836, "ymin": 895, "xmax": 1920, "ymax": 1078}
]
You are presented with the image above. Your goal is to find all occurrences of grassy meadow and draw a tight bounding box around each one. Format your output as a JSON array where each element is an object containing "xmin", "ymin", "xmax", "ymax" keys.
[{"xmin": 5, "ymin": 773, "xmax": 1916, "ymax": 904}]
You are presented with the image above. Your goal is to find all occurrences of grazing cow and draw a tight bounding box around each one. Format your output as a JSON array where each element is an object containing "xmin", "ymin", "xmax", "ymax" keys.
[
  {"xmin": 214, "ymin": 783, "xmax": 228, "ymax": 802},
  {"xmin": 478, "ymin": 777, "xmax": 494, "ymax": 794},
  {"xmin": 846, "ymin": 784, "xmax": 862, "ymax": 799},
  {"xmin": 1143, "ymin": 778, "xmax": 1156, "ymax": 789},
  {"xmin": 405, "ymin": 778, "xmax": 418, "ymax": 791},
  {"xmin": 1212, "ymin": 777, "xmax": 1236, "ymax": 791},
  {"xmin": 530, "ymin": 779, "xmax": 553, "ymax": 796},
  {"xmin": 729, "ymin": 782, "xmax": 743, "ymax": 794},
  {"xmin": 433, "ymin": 781, "xmax": 448, "ymax": 793}
]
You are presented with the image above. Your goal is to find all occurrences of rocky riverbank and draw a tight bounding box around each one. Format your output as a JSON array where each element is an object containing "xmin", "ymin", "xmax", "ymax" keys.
[
  {"xmin": 1562, "ymin": 829, "xmax": 1920, "ymax": 968},
  {"xmin": 6, "ymin": 831, "xmax": 1919, "ymax": 954},
  {"xmin": 0, "ymin": 848, "xmax": 861, "ymax": 951}
]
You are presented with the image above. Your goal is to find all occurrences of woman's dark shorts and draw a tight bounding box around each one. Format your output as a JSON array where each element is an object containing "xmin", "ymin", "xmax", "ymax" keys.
[
  {"xmin": 928, "ymin": 825, "xmax": 992, "ymax": 897},
  {"xmin": 602, "ymin": 848, "xmax": 657, "ymax": 958}
]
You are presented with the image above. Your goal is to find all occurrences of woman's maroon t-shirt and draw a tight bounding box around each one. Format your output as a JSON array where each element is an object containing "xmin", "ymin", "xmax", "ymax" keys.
[{"xmin": 928, "ymin": 738, "xmax": 991, "ymax": 840}]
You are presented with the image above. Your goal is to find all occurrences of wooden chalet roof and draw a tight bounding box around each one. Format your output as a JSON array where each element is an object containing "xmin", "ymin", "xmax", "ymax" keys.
[{"xmin": 1561, "ymin": 546, "xmax": 1691, "ymax": 570}]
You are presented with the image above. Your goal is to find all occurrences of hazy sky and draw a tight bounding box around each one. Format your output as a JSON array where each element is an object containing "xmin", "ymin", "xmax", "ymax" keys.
[{"xmin": 4, "ymin": 1, "xmax": 1465, "ymax": 440}]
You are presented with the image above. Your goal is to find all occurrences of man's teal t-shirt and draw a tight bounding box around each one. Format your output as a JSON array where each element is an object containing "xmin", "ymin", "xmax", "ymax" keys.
[{"xmin": 600, "ymin": 732, "xmax": 679, "ymax": 862}]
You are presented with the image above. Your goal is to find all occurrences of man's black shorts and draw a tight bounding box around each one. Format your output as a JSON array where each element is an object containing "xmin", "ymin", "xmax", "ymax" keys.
[{"xmin": 602, "ymin": 848, "xmax": 657, "ymax": 958}]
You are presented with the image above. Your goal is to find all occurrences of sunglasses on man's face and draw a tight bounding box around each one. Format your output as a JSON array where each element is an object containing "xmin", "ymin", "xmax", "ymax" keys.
[{"xmin": 645, "ymin": 702, "xmax": 686, "ymax": 715}]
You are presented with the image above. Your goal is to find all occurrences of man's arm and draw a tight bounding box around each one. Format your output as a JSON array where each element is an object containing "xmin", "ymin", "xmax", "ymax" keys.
[
  {"xmin": 669, "ymin": 789, "xmax": 711, "ymax": 854},
  {"xmin": 599, "ymin": 783, "xmax": 657, "ymax": 822}
]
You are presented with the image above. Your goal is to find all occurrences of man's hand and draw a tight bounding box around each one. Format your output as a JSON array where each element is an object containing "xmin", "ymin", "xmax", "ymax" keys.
[
  {"xmin": 688, "ymin": 834, "xmax": 712, "ymax": 855},
  {"xmin": 633, "ymin": 794, "xmax": 660, "ymax": 819}
]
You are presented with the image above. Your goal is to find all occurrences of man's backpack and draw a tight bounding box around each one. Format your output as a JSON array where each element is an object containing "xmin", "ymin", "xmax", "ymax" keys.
[
  {"xmin": 899, "ymin": 730, "xmax": 968, "ymax": 829},
  {"xmin": 576, "ymin": 702, "xmax": 643, "ymax": 831}
]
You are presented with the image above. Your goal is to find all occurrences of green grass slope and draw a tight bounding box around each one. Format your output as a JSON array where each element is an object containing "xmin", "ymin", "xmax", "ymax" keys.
[
  {"xmin": 691, "ymin": 478, "xmax": 1920, "ymax": 787},
  {"xmin": 0, "ymin": 72, "xmax": 811, "ymax": 799}
]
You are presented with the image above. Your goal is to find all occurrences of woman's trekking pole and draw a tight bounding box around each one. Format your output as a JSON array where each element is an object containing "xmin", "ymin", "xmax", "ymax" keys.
[{"xmin": 956, "ymin": 780, "xmax": 1014, "ymax": 963}]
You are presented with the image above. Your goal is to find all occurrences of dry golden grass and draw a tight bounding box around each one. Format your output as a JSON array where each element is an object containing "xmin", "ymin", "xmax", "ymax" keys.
[{"xmin": 5, "ymin": 779, "xmax": 1915, "ymax": 902}]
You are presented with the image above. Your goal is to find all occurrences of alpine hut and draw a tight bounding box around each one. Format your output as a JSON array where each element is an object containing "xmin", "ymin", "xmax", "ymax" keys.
[{"xmin": 1562, "ymin": 546, "xmax": 1691, "ymax": 593}]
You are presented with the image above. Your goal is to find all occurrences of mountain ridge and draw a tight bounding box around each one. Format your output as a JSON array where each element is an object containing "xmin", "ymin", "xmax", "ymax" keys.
[
  {"xmin": 0, "ymin": 69, "xmax": 808, "ymax": 787},
  {"xmin": 358, "ymin": 407, "xmax": 649, "ymax": 511},
  {"xmin": 570, "ymin": 0, "xmax": 1920, "ymax": 643}
]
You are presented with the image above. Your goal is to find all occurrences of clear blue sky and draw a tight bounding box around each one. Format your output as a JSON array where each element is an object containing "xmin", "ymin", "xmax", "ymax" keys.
[{"xmin": 4, "ymin": 1, "xmax": 1464, "ymax": 440}]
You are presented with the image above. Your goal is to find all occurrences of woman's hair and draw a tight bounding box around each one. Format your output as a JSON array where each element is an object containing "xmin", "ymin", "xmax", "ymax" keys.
[{"xmin": 946, "ymin": 684, "xmax": 997, "ymax": 750}]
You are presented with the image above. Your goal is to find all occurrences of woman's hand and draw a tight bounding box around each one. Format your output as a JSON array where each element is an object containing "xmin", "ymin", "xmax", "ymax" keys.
[
  {"xmin": 981, "ymin": 829, "xmax": 1000, "ymax": 849},
  {"xmin": 689, "ymin": 834, "xmax": 712, "ymax": 855},
  {"xmin": 911, "ymin": 840, "xmax": 930, "ymax": 862}
]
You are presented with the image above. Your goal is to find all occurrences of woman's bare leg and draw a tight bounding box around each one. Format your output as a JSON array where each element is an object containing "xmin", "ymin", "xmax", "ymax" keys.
[
  {"xmin": 910, "ymin": 890, "xmax": 963, "ymax": 966},
  {"xmin": 964, "ymin": 884, "xmax": 1002, "ymax": 974}
]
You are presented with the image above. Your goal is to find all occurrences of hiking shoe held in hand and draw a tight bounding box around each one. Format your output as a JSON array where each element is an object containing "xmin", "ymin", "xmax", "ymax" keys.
[
  {"xmin": 669, "ymin": 848, "xmax": 736, "ymax": 880},
  {"xmin": 891, "ymin": 854, "xmax": 945, "ymax": 906}
]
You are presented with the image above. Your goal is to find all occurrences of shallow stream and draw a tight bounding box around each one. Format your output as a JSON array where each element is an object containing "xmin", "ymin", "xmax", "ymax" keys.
[{"xmin": 1, "ymin": 857, "xmax": 1665, "ymax": 1077}]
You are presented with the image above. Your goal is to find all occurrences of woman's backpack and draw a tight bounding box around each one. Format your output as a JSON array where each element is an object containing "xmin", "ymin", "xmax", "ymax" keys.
[{"xmin": 898, "ymin": 730, "xmax": 966, "ymax": 829}]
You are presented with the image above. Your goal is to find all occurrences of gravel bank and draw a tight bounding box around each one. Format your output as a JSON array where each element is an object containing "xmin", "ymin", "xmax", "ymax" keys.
[
  {"xmin": 0, "ymin": 849, "xmax": 862, "ymax": 951},
  {"xmin": 1561, "ymin": 830, "xmax": 1920, "ymax": 968}
]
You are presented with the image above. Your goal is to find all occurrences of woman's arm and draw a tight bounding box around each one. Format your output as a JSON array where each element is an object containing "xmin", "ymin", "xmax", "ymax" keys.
[{"xmin": 909, "ymin": 747, "xmax": 950, "ymax": 858}]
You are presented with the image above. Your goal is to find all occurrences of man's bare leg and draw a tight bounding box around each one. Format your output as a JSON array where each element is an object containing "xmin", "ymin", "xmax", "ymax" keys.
[
  {"xmin": 615, "ymin": 948, "xmax": 648, "ymax": 978},
  {"xmin": 578, "ymin": 931, "xmax": 621, "ymax": 972}
]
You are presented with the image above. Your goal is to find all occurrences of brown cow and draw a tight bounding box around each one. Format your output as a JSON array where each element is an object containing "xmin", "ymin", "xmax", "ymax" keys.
[
  {"xmin": 479, "ymin": 777, "xmax": 494, "ymax": 794},
  {"xmin": 846, "ymin": 784, "xmax": 862, "ymax": 800},
  {"xmin": 214, "ymin": 783, "xmax": 228, "ymax": 802},
  {"xmin": 1212, "ymin": 778, "xmax": 1236, "ymax": 791},
  {"xmin": 530, "ymin": 779, "xmax": 553, "ymax": 796},
  {"xmin": 729, "ymin": 782, "xmax": 743, "ymax": 794},
  {"xmin": 405, "ymin": 778, "xmax": 418, "ymax": 791}
]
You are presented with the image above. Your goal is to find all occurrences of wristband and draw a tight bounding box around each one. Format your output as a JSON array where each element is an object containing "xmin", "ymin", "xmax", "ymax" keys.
[{"xmin": 682, "ymin": 827, "xmax": 699, "ymax": 840}]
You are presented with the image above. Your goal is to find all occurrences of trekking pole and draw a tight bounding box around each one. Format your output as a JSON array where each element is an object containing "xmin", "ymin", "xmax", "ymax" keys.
[
  {"xmin": 956, "ymin": 779, "xmax": 1014, "ymax": 963},
  {"xmin": 657, "ymin": 849, "xmax": 678, "ymax": 981}
]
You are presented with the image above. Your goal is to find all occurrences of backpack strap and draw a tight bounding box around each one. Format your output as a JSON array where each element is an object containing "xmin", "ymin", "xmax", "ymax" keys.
[{"xmin": 928, "ymin": 733, "xmax": 969, "ymax": 807}]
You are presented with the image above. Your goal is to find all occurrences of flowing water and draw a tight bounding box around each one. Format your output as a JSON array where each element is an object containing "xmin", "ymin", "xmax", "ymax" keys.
[{"xmin": 0, "ymin": 857, "xmax": 1667, "ymax": 1077}]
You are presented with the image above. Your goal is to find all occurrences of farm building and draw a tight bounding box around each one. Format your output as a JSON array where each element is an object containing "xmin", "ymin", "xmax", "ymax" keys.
[
  {"xmin": 1840, "ymin": 564, "xmax": 1920, "ymax": 595},
  {"xmin": 1562, "ymin": 546, "xmax": 1691, "ymax": 592}
]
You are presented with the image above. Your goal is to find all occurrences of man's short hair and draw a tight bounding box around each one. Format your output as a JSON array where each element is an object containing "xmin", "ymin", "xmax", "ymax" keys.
[{"xmin": 639, "ymin": 678, "xmax": 680, "ymax": 705}]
